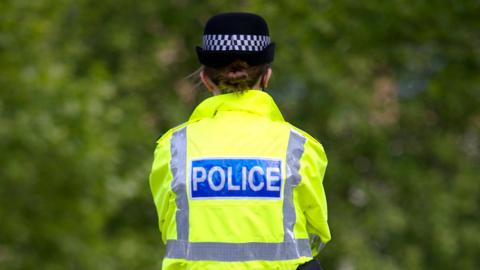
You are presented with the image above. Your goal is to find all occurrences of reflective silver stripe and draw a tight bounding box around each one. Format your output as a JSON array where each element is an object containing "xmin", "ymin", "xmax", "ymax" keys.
[
  {"xmin": 284, "ymin": 130, "xmax": 306, "ymax": 244},
  {"xmin": 166, "ymin": 239, "xmax": 311, "ymax": 261},
  {"xmin": 309, "ymin": 234, "xmax": 326, "ymax": 253},
  {"xmin": 170, "ymin": 127, "xmax": 188, "ymax": 241}
]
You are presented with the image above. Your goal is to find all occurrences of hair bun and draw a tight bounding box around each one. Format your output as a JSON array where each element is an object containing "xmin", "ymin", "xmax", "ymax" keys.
[
  {"xmin": 225, "ymin": 70, "xmax": 248, "ymax": 81},
  {"xmin": 203, "ymin": 59, "xmax": 268, "ymax": 93}
]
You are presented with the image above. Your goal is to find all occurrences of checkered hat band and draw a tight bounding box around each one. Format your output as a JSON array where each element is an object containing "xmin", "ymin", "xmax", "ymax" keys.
[{"xmin": 203, "ymin": 34, "xmax": 271, "ymax": 52}]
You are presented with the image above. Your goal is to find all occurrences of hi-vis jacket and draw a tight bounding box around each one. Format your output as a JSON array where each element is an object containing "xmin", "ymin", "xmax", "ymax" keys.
[{"xmin": 149, "ymin": 90, "xmax": 331, "ymax": 270}]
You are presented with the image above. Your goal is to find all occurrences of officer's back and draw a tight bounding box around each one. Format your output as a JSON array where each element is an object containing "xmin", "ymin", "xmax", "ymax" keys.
[{"xmin": 149, "ymin": 12, "xmax": 330, "ymax": 270}]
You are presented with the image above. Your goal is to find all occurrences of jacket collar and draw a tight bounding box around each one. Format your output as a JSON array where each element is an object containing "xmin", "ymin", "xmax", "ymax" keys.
[{"xmin": 189, "ymin": 90, "xmax": 284, "ymax": 122}]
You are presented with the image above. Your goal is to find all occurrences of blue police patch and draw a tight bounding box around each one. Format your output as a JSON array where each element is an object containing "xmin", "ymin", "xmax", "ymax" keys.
[{"xmin": 190, "ymin": 158, "xmax": 283, "ymax": 199}]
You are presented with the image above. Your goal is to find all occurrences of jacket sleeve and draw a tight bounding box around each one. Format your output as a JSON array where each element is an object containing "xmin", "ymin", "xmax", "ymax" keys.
[
  {"xmin": 149, "ymin": 132, "xmax": 174, "ymax": 244},
  {"xmin": 297, "ymin": 135, "xmax": 331, "ymax": 254}
]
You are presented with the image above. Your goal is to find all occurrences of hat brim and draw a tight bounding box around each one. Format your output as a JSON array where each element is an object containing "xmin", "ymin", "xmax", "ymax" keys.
[{"xmin": 196, "ymin": 43, "xmax": 275, "ymax": 68}]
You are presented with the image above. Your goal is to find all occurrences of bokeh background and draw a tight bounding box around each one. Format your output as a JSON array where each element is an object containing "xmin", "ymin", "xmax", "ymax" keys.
[{"xmin": 1, "ymin": 1, "xmax": 479, "ymax": 269}]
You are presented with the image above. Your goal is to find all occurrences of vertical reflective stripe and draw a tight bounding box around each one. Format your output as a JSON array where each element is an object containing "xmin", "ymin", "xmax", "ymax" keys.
[
  {"xmin": 170, "ymin": 127, "xmax": 188, "ymax": 241},
  {"xmin": 284, "ymin": 130, "xmax": 306, "ymax": 244}
]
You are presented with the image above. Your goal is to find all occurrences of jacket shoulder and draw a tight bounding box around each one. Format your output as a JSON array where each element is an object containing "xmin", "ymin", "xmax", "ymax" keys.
[
  {"xmin": 156, "ymin": 122, "xmax": 189, "ymax": 144},
  {"xmin": 287, "ymin": 123, "xmax": 324, "ymax": 148}
]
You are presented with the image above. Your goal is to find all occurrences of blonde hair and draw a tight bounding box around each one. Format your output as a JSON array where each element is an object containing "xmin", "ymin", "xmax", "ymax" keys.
[{"xmin": 203, "ymin": 60, "xmax": 268, "ymax": 93}]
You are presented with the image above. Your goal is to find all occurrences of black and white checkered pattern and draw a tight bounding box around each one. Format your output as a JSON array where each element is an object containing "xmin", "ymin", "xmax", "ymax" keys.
[{"xmin": 203, "ymin": 34, "xmax": 271, "ymax": 52}]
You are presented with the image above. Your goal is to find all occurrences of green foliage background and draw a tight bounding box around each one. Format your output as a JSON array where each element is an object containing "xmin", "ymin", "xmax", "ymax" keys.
[{"xmin": 1, "ymin": 1, "xmax": 479, "ymax": 269}]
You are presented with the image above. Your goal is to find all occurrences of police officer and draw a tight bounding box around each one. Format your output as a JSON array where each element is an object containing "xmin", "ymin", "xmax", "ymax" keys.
[{"xmin": 149, "ymin": 12, "xmax": 330, "ymax": 270}]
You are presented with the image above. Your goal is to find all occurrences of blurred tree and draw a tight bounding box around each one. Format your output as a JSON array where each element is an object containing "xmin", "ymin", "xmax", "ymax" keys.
[{"xmin": 0, "ymin": 0, "xmax": 479, "ymax": 269}]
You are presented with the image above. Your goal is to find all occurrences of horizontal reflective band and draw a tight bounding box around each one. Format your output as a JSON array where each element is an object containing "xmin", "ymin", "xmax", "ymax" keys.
[
  {"xmin": 166, "ymin": 239, "xmax": 311, "ymax": 261},
  {"xmin": 203, "ymin": 34, "xmax": 271, "ymax": 52}
]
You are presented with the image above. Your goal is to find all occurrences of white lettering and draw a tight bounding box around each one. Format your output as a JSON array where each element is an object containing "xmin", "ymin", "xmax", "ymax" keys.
[
  {"xmin": 266, "ymin": 167, "xmax": 281, "ymax": 191},
  {"xmin": 248, "ymin": 166, "xmax": 265, "ymax": 191},
  {"xmin": 227, "ymin": 166, "xmax": 240, "ymax": 191},
  {"xmin": 192, "ymin": 167, "xmax": 207, "ymax": 191},
  {"xmin": 193, "ymin": 162, "xmax": 282, "ymax": 195},
  {"xmin": 242, "ymin": 166, "xmax": 248, "ymax": 190},
  {"xmin": 208, "ymin": 166, "xmax": 225, "ymax": 191}
]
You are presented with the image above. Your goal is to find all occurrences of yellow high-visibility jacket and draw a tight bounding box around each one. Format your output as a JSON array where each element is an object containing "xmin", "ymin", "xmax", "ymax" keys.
[{"xmin": 149, "ymin": 90, "xmax": 331, "ymax": 270}]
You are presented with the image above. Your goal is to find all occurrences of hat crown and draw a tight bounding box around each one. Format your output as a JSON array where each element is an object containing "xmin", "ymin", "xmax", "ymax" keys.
[
  {"xmin": 203, "ymin": 12, "xmax": 270, "ymax": 36},
  {"xmin": 196, "ymin": 12, "xmax": 275, "ymax": 68}
]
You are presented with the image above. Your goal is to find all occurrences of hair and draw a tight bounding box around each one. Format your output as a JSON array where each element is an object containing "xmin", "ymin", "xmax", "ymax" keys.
[{"xmin": 203, "ymin": 60, "xmax": 269, "ymax": 93}]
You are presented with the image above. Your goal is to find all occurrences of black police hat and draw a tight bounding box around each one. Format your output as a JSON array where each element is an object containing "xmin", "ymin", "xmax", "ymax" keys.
[{"xmin": 196, "ymin": 12, "xmax": 275, "ymax": 68}]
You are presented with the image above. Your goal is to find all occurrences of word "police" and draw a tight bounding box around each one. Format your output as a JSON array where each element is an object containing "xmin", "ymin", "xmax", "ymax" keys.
[{"xmin": 190, "ymin": 158, "xmax": 283, "ymax": 199}]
